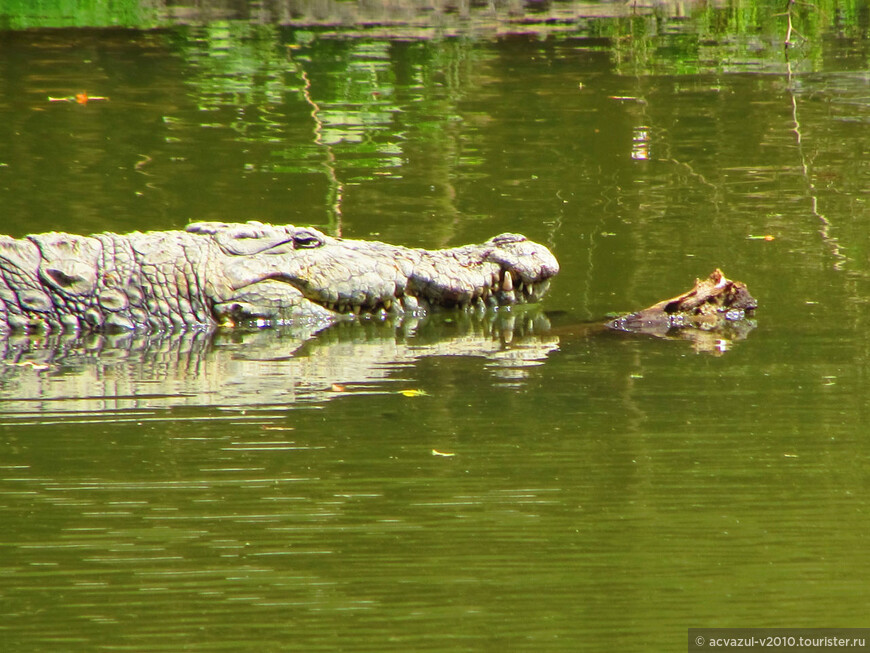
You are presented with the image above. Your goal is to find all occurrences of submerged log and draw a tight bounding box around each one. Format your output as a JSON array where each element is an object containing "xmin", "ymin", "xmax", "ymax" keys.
[
  {"xmin": 545, "ymin": 269, "xmax": 757, "ymax": 353},
  {"xmin": 605, "ymin": 269, "xmax": 757, "ymax": 336}
]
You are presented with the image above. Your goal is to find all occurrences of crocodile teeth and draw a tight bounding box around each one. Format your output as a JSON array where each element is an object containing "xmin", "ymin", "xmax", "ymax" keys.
[
  {"xmin": 402, "ymin": 295, "xmax": 419, "ymax": 312},
  {"xmin": 352, "ymin": 305, "xmax": 361, "ymax": 315},
  {"xmin": 502, "ymin": 272, "xmax": 513, "ymax": 292}
]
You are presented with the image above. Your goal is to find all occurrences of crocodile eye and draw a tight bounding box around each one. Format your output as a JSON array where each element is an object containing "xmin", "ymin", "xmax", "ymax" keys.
[
  {"xmin": 490, "ymin": 233, "xmax": 526, "ymax": 246},
  {"xmin": 293, "ymin": 231, "xmax": 323, "ymax": 249}
]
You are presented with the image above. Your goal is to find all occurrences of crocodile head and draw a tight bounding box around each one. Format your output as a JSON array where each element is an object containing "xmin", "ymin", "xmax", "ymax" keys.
[{"xmin": 191, "ymin": 221, "xmax": 560, "ymax": 325}]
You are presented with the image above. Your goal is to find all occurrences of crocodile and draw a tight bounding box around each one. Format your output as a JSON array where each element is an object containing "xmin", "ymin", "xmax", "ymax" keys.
[{"xmin": 0, "ymin": 221, "xmax": 559, "ymax": 334}]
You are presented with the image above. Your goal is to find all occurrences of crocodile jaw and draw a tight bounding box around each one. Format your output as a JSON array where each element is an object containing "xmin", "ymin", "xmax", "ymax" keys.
[{"xmin": 215, "ymin": 229, "xmax": 559, "ymax": 324}]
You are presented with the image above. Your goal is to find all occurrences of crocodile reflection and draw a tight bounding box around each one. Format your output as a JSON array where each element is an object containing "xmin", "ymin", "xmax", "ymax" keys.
[{"xmin": 0, "ymin": 311, "xmax": 558, "ymax": 417}]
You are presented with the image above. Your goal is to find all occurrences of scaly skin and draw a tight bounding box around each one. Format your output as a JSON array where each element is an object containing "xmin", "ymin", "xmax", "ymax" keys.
[{"xmin": 0, "ymin": 221, "xmax": 559, "ymax": 334}]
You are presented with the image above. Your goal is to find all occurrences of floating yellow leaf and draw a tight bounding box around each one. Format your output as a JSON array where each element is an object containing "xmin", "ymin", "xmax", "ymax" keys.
[
  {"xmin": 398, "ymin": 389, "xmax": 428, "ymax": 397},
  {"xmin": 432, "ymin": 450, "xmax": 455, "ymax": 457}
]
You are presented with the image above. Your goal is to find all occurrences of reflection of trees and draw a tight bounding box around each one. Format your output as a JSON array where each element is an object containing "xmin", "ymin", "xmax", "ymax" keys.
[
  {"xmin": 3, "ymin": 0, "xmax": 867, "ymax": 255},
  {"xmin": 176, "ymin": 25, "xmax": 486, "ymax": 240},
  {"xmin": 600, "ymin": 0, "xmax": 865, "ymax": 76},
  {"xmin": 784, "ymin": 49, "xmax": 847, "ymax": 270}
]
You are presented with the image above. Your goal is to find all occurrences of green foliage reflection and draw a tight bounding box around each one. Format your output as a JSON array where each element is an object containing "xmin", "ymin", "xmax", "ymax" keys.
[{"xmin": 0, "ymin": 0, "xmax": 158, "ymax": 29}]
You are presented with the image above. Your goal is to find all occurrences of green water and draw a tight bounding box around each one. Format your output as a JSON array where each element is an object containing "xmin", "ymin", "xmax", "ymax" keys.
[{"xmin": 1, "ymin": 2, "xmax": 870, "ymax": 650}]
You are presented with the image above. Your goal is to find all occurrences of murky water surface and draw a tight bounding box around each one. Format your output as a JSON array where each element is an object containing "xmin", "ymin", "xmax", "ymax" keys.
[{"xmin": 2, "ymin": 2, "xmax": 870, "ymax": 650}]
